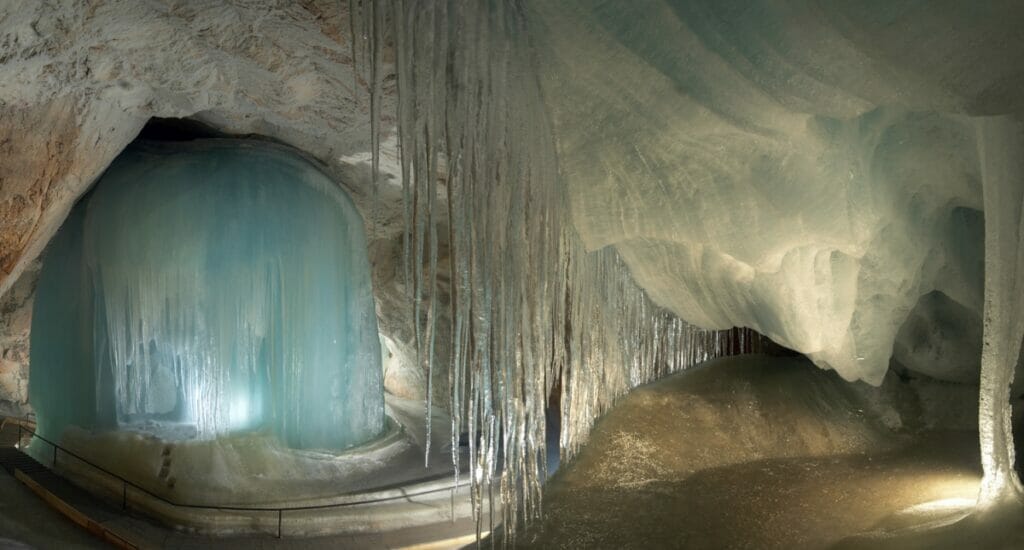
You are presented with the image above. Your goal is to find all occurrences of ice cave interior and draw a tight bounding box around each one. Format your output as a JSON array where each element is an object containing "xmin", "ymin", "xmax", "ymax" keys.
[{"xmin": 1, "ymin": 1, "xmax": 1024, "ymax": 549}]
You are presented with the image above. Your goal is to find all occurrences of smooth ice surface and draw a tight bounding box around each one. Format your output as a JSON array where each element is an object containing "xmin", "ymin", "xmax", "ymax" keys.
[
  {"xmin": 51, "ymin": 396, "xmax": 458, "ymax": 508},
  {"xmin": 30, "ymin": 140, "xmax": 383, "ymax": 451}
]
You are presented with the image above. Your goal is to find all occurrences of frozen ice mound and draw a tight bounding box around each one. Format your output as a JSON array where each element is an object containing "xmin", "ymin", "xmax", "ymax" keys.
[{"xmin": 30, "ymin": 139, "xmax": 384, "ymax": 451}]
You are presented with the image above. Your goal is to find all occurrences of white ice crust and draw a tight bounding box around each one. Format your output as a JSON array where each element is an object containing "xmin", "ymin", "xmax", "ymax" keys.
[{"xmin": 530, "ymin": 0, "xmax": 1024, "ymax": 385}]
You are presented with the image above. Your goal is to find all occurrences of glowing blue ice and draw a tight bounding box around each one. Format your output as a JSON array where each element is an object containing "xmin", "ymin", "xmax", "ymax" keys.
[{"xmin": 30, "ymin": 140, "xmax": 384, "ymax": 450}]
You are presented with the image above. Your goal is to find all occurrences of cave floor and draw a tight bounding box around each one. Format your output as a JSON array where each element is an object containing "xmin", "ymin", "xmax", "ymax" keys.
[
  {"xmin": 511, "ymin": 355, "xmax": 986, "ymax": 549},
  {"xmin": 0, "ymin": 466, "xmax": 108, "ymax": 549}
]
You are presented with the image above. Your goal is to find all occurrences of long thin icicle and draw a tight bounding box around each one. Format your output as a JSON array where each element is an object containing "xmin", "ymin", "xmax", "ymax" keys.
[{"xmin": 349, "ymin": 2, "xmax": 764, "ymax": 541}]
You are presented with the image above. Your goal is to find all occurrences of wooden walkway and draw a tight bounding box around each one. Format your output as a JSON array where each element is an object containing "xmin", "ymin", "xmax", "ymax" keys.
[{"xmin": 0, "ymin": 421, "xmax": 138, "ymax": 548}]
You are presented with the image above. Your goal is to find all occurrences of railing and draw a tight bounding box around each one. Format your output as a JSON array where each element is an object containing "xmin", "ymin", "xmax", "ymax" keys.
[{"xmin": 11, "ymin": 421, "xmax": 462, "ymax": 539}]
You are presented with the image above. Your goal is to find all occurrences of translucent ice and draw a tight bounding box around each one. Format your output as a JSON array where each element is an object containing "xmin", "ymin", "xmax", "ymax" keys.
[
  {"xmin": 352, "ymin": 2, "xmax": 759, "ymax": 539},
  {"xmin": 30, "ymin": 140, "xmax": 383, "ymax": 451}
]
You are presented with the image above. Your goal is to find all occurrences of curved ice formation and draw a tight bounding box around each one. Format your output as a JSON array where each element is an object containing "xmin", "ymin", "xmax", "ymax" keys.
[
  {"xmin": 30, "ymin": 140, "xmax": 383, "ymax": 451},
  {"xmin": 528, "ymin": 0, "xmax": 1024, "ymax": 385}
]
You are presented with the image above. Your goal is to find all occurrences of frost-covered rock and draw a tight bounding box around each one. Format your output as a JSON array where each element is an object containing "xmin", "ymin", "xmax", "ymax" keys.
[{"xmin": 893, "ymin": 291, "xmax": 983, "ymax": 384}]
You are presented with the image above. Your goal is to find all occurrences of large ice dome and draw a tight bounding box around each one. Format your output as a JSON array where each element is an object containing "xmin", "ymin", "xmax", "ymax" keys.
[{"xmin": 29, "ymin": 140, "xmax": 384, "ymax": 451}]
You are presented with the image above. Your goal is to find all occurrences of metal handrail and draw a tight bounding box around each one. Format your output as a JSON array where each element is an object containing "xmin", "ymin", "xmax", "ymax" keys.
[{"xmin": 11, "ymin": 421, "xmax": 463, "ymax": 539}]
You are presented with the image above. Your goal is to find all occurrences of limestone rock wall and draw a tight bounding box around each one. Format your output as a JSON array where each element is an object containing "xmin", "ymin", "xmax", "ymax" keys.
[{"xmin": 0, "ymin": 261, "xmax": 37, "ymax": 417}]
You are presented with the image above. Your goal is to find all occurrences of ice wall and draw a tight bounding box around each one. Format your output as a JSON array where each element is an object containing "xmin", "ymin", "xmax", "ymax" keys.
[{"xmin": 30, "ymin": 140, "xmax": 383, "ymax": 451}]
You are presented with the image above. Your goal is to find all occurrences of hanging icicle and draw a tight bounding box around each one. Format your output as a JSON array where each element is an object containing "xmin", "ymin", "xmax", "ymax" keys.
[
  {"xmin": 348, "ymin": 1, "xmax": 765, "ymax": 542},
  {"xmin": 352, "ymin": 2, "xmax": 563, "ymax": 539}
]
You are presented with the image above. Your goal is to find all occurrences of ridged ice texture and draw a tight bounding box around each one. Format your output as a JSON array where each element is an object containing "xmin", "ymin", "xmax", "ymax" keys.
[
  {"xmin": 30, "ymin": 140, "xmax": 383, "ymax": 451},
  {"xmin": 351, "ymin": 2, "xmax": 760, "ymax": 541}
]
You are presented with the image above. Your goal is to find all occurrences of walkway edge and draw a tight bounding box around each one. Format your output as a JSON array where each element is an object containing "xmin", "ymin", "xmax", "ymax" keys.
[{"xmin": 14, "ymin": 468, "xmax": 139, "ymax": 550}]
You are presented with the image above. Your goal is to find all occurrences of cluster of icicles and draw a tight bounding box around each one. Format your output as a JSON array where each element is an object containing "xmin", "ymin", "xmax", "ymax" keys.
[{"xmin": 350, "ymin": 1, "xmax": 764, "ymax": 542}]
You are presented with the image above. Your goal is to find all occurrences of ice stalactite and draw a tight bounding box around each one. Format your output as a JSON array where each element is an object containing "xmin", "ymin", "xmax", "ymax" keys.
[
  {"xmin": 351, "ymin": 1, "xmax": 763, "ymax": 540},
  {"xmin": 976, "ymin": 116, "xmax": 1024, "ymax": 507}
]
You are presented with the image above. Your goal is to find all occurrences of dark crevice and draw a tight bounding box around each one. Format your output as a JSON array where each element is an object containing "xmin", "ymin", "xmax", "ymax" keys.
[{"xmin": 135, "ymin": 117, "xmax": 229, "ymax": 141}]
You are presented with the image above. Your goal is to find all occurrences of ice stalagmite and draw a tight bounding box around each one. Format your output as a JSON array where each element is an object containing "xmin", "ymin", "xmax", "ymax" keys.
[
  {"xmin": 976, "ymin": 116, "xmax": 1024, "ymax": 507},
  {"xmin": 30, "ymin": 140, "xmax": 384, "ymax": 451}
]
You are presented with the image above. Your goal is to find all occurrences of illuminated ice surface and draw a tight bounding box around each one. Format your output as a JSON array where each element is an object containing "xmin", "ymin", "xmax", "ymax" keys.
[{"xmin": 30, "ymin": 140, "xmax": 383, "ymax": 451}]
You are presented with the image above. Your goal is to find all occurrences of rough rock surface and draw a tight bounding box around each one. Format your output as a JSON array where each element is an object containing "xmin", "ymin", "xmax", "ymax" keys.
[{"xmin": 0, "ymin": 261, "xmax": 36, "ymax": 417}]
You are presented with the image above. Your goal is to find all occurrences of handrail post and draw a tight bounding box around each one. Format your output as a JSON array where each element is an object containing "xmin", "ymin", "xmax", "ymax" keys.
[
  {"xmin": 277, "ymin": 510, "xmax": 282, "ymax": 539},
  {"xmin": 17, "ymin": 423, "xmax": 21, "ymax": 450}
]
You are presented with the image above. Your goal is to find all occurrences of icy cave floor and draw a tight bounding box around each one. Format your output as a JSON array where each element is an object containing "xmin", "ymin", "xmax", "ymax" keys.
[
  {"xmin": 36, "ymin": 395, "xmax": 461, "ymax": 508},
  {"xmin": 0, "ymin": 395, "xmax": 480, "ymax": 546},
  {"xmin": 507, "ymin": 354, "xmax": 1021, "ymax": 550}
]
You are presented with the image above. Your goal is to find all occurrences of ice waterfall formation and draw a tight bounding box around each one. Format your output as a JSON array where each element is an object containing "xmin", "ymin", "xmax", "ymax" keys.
[{"xmin": 30, "ymin": 140, "xmax": 384, "ymax": 451}]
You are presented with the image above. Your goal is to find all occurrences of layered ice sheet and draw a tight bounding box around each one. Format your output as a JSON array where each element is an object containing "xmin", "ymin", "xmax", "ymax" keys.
[{"xmin": 30, "ymin": 140, "xmax": 383, "ymax": 451}]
